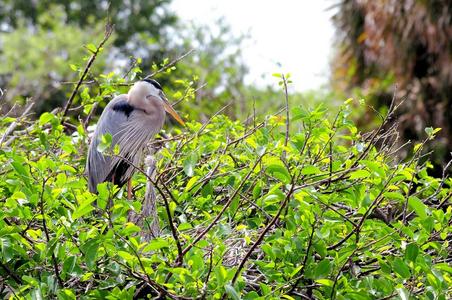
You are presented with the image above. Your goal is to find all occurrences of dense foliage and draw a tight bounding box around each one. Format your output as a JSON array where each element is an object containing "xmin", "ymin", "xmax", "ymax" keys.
[{"xmin": 1, "ymin": 71, "xmax": 451, "ymax": 298}]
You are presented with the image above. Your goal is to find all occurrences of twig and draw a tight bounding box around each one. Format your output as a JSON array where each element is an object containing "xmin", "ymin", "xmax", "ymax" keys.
[
  {"xmin": 157, "ymin": 179, "xmax": 184, "ymax": 264},
  {"xmin": 0, "ymin": 100, "xmax": 34, "ymax": 147},
  {"xmin": 144, "ymin": 49, "xmax": 195, "ymax": 79},
  {"xmin": 226, "ymin": 178, "xmax": 297, "ymax": 292},
  {"xmin": 60, "ymin": 24, "xmax": 114, "ymax": 122},
  {"xmin": 173, "ymin": 83, "xmax": 207, "ymax": 107},
  {"xmin": 288, "ymin": 217, "xmax": 317, "ymax": 293},
  {"xmin": 122, "ymin": 57, "xmax": 138, "ymax": 79},
  {"xmin": 117, "ymin": 236, "xmax": 188, "ymax": 300},
  {"xmin": 39, "ymin": 177, "xmax": 63, "ymax": 288},
  {"xmin": 281, "ymin": 74, "xmax": 290, "ymax": 160},
  {"xmin": 0, "ymin": 261, "xmax": 22, "ymax": 284},
  {"xmin": 110, "ymin": 153, "xmax": 184, "ymax": 263},
  {"xmin": 83, "ymin": 102, "xmax": 98, "ymax": 130},
  {"xmin": 181, "ymin": 153, "xmax": 266, "ymax": 256}
]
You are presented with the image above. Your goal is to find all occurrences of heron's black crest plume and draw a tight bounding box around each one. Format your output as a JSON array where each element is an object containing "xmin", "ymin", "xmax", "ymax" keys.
[{"xmin": 142, "ymin": 79, "xmax": 162, "ymax": 90}]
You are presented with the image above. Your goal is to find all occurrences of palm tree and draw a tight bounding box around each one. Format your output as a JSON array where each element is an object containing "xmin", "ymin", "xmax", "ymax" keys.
[{"xmin": 332, "ymin": 0, "xmax": 452, "ymax": 172}]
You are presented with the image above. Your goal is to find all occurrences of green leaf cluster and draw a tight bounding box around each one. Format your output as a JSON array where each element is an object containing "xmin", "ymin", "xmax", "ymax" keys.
[{"xmin": 0, "ymin": 91, "xmax": 451, "ymax": 299}]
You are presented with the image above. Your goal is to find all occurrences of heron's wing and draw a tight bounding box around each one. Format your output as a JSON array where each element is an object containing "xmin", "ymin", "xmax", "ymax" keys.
[
  {"xmin": 86, "ymin": 94, "xmax": 164, "ymax": 193},
  {"xmin": 86, "ymin": 95, "xmax": 131, "ymax": 193}
]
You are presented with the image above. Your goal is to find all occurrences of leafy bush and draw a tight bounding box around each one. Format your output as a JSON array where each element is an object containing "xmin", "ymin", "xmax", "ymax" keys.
[{"xmin": 0, "ymin": 80, "xmax": 451, "ymax": 300}]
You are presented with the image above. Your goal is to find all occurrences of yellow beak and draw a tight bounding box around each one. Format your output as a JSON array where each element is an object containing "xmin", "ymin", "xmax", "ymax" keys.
[{"xmin": 162, "ymin": 97, "xmax": 185, "ymax": 126}]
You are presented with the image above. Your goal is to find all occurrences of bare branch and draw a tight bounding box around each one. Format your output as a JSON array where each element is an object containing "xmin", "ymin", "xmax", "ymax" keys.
[
  {"xmin": 144, "ymin": 49, "xmax": 195, "ymax": 79},
  {"xmin": 0, "ymin": 100, "xmax": 34, "ymax": 148},
  {"xmin": 61, "ymin": 24, "xmax": 114, "ymax": 122}
]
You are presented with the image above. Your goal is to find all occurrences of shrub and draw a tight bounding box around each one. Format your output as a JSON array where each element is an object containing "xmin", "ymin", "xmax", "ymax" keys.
[{"xmin": 0, "ymin": 83, "xmax": 451, "ymax": 299}]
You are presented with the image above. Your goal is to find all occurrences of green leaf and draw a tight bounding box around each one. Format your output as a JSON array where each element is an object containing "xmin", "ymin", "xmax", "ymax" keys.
[
  {"xmin": 405, "ymin": 243, "xmax": 419, "ymax": 262},
  {"xmin": 266, "ymin": 161, "xmax": 291, "ymax": 183},
  {"xmin": 39, "ymin": 112, "xmax": 56, "ymax": 125},
  {"xmin": 393, "ymin": 258, "xmax": 411, "ymax": 279},
  {"xmin": 81, "ymin": 240, "xmax": 99, "ymax": 269},
  {"xmin": 315, "ymin": 279, "xmax": 334, "ymax": 287},
  {"xmin": 72, "ymin": 200, "xmax": 94, "ymax": 219},
  {"xmin": 314, "ymin": 259, "xmax": 331, "ymax": 278},
  {"xmin": 58, "ymin": 289, "xmax": 76, "ymax": 300},
  {"xmin": 183, "ymin": 153, "xmax": 198, "ymax": 177},
  {"xmin": 0, "ymin": 237, "xmax": 12, "ymax": 261},
  {"xmin": 185, "ymin": 176, "xmax": 199, "ymax": 191},
  {"xmin": 121, "ymin": 223, "xmax": 141, "ymax": 236},
  {"xmin": 63, "ymin": 256, "xmax": 77, "ymax": 275},
  {"xmin": 384, "ymin": 192, "xmax": 406, "ymax": 202},
  {"xmin": 349, "ymin": 169, "xmax": 370, "ymax": 180},
  {"xmin": 301, "ymin": 165, "xmax": 321, "ymax": 175},
  {"xmin": 97, "ymin": 133, "xmax": 112, "ymax": 153},
  {"xmin": 408, "ymin": 196, "xmax": 428, "ymax": 219},
  {"xmin": 86, "ymin": 43, "xmax": 97, "ymax": 53},
  {"xmin": 396, "ymin": 287, "xmax": 409, "ymax": 300},
  {"xmin": 142, "ymin": 238, "xmax": 169, "ymax": 252},
  {"xmin": 96, "ymin": 183, "xmax": 109, "ymax": 209},
  {"xmin": 252, "ymin": 182, "xmax": 262, "ymax": 199},
  {"xmin": 118, "ymin": 251, "xmax": 135, "ymax": 262}
]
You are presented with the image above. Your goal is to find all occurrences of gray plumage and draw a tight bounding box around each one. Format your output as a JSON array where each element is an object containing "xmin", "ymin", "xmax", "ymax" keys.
[{"xmin": 86, "ymin": 80, "xmax": 184, "ymax": 194}]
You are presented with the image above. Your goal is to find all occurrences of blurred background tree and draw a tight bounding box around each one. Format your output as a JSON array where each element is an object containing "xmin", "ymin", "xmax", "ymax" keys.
[
  {"xmin": 331, "ymin": 0, "xmax": 452, "ymax": 171},
  {"xmin": 0, "ymin": 0, "xmax": 176, "ymax": 113},
  {"xmin": 0, "ymin": 0, "xmax": 250, "ymax": 120}
]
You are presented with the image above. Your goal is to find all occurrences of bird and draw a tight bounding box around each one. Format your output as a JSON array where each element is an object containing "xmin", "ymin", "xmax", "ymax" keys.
[{"xmin": 86, "ymin": 79, "xmax": 184, "ymax": 198}]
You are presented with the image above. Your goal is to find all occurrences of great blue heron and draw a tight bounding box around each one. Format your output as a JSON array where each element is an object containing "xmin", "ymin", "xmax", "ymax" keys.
[{"xmin": 86, "ymin": 79, "xmax": 184, "ymax": 198}]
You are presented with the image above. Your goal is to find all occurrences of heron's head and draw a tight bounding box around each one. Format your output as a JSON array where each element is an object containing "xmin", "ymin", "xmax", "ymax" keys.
[{"xmin": 128, "ymin": 79, "xmax": 185, "ymax": 125}]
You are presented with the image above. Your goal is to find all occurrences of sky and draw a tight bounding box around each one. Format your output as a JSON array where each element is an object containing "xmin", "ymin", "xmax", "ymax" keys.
[{"xmin": 171, "ymin": 0, "xmax": 336, "ymax": 92}]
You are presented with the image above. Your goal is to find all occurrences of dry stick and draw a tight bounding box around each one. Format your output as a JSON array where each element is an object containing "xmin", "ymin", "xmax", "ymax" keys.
[
  {"xmin": 144, "ymin": 49, "xmax": 195, "ymax": 79},
  {"xmin": 0, "ymin": 100, "xmax": 34, "ymax": 147},
  {"xmin": 200, "ymin": 246, "xmax": 215, "ymax": 300},
  {"xmin": 181, "ymin": 153, "xmax": 266, "ymax": 256},
  {"xmin": 60, "ymin": 24, "xmax": 114, "ymax": 122},
  {"xmin": 39, "ymin": 177, "xmax": 63, "ymax": 288},
  {"xmin": 334, "ymin": 88, "xmax": 400, "ymax": 181}
]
